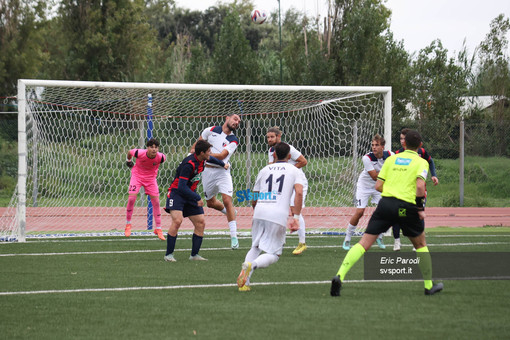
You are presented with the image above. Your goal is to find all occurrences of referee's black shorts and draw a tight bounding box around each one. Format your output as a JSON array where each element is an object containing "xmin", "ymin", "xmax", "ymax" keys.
[{"xmin": 365, "ymin": 197, "xmax": 424, "ymax": 237}]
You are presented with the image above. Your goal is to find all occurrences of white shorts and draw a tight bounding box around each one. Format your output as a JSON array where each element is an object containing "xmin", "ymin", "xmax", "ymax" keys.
[
  {"xmin": 202, "ymin": 166, "xmax": 234, "ymax": 200},
  {"xmin": 251, "ymin": 218, "xmax": 286, "ymax": 256},
  {"xmin": 355, "ymin": 186, "xmax": 381, "ymax": 208},
  {"xmin": 290, "ymin": 173, "xmax": 308, "ymax": 208}
]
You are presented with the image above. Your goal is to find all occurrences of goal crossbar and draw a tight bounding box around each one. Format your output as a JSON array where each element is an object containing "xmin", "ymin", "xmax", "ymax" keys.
[{"xmin": 0, "ymin": 80, "xmax": 391, "ymax": 242}]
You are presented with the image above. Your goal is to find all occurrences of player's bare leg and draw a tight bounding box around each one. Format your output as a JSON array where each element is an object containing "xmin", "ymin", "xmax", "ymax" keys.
[
  {"xmin": 206, "ymin": 197, "xmax": 224, "ymax": 211},
  {"xmin": 358, "ymin": 232, "xmax": 379, "ymax": 250}
]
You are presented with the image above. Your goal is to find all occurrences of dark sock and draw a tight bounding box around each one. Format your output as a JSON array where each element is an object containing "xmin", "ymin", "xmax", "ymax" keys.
[
  {"xmin": 166, "ymin": 234, "xmax": 177, "ymax": 256},
  {"xmin": 392, "ymin": 224, "xmax": 401, "ymax": 239},
  {"xmin": 191, "ymin": 233, "xmax": 203, "ymax": 256}
]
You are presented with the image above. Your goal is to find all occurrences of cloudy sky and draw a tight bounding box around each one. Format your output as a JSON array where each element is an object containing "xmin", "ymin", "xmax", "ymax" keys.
[{"xmin": 174, "ymin": 0, "xmax": 510, "ymax": 58}]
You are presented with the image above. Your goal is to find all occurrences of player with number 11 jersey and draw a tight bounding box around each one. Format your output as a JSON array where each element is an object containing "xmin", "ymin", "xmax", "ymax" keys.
[
  {"xmin": 253, "ymin": 162, "xmax": 304, "ymax": 227},
  {"xmin": 236, "ymin": 142, "xmax": 304, "ymax": 292}
]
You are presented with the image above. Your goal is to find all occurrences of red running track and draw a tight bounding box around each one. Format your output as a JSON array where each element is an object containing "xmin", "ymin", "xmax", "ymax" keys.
[{"xmin": 1, "ymin": 207, "xmax": 510, "ymax": 232}]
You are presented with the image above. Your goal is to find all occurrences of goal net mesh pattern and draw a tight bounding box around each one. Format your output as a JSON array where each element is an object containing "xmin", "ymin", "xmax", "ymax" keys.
[{"xmin": 0, "ymin": 82, "xmax": 388, "ymax": 241}]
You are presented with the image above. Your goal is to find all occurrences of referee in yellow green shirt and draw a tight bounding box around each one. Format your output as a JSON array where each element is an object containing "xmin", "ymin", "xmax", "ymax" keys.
[{"xmin": 331, "ymin": 129, "xmax": 443, "ymax": 296}]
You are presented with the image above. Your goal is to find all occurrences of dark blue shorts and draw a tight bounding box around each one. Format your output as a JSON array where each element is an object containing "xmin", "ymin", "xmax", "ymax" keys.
[
  {"xmin": 164, "ymin": 189, "xmax": 204, "ymax": 218},
  {"xmin": 365, "ymin": 197, "xmax": 424, "ymax": 237}
]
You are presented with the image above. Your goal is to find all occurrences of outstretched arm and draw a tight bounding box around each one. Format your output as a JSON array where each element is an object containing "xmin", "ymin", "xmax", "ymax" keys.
[
  {"xmin": 126, "ymin": 150, "xmax": 134, "ymax": 168},
  {"xmin": 293, "ymin": 155, "xmax": 308, "ymax": 169},
  {"xmin": 211, "ymin": 149, "xmax": 229, "ymax": 160},
  {"xmin": 428, "ymin": 158, "xmax": 439, "ymax": 185},
  {"xmin": 368, "ymin": 169, "xmax": 378, "ymax": 181},
  {"xmin": 289, "ymin": 184, "xmax": 303, "ymax": 232},
  {"xmin": 177, "ymin": 178, "xmax": 202, "ymax": 202},
  {"xmin": 375, "ymin": 179, "xmax": 384, "ymax": 192},
  {"xmin": 207, "ymin": 156, "xmax": 227, "ymax": 169}
]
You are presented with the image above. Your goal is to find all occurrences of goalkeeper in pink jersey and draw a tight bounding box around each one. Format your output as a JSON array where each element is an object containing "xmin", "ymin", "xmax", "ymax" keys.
[{"xmin": 125, "ymin": 138, "xmax": 166, "ymax": 240}]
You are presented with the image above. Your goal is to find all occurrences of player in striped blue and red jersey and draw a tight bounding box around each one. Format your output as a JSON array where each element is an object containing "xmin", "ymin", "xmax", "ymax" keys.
[
  {"xmin": 392, "ymin": 128, "xmax": 439, "ymax": 251},
  {"xmin": 163, "ymin": 140, "xmax": 229, "ymax": 262}
]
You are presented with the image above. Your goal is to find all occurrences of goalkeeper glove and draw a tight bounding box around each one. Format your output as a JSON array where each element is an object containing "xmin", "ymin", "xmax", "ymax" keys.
[{"xmin": 126, "ymin": 159, "xmax": 134, "ymax": 168}]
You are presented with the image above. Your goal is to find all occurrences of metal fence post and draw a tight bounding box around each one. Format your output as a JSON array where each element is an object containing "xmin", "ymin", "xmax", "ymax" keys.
[{"xmin": 459, "ymin": 120, "xmax": 465, "ymax": 207}]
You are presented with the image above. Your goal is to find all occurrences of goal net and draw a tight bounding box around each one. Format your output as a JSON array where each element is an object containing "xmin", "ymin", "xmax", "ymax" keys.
[{"xmin": 0, "ymin": 80, "xmax": 391, "ymax": 242}]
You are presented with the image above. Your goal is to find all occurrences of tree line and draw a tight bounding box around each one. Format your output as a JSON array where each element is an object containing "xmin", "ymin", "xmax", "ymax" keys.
[{"xmin": 1, "ymin": 0, "xmax": 509, "ymax": 145}]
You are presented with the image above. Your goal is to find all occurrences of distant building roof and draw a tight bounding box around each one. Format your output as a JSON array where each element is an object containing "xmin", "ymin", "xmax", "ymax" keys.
[
  {"xmin": 405, "ymin": 96, "xmax": 505, "ymax": 118},
  {"xmin": 460, "ymin": 96, "xmax": 498, "ymax": 114}
]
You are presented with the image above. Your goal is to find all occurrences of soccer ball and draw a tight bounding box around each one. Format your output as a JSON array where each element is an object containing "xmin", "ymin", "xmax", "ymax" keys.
[{"xmin": 251, "ymin": 9, "xmax": 268, "ymax": 24}]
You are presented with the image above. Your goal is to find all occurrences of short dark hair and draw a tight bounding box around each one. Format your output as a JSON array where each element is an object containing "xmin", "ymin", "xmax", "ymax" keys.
[
  {"xmin": 195, "ymin": 139, "xmax": 212, "ymax": 156},
  {"xmin": 275, "ymin": 142, "xmax": 290, "ymax": 160},
  {"xmin": 267, "ymin": 126, "xmax": 282, "ymax": 136},
  {"xmin": 404, "ymin": 130, "xmax": 422, "ymax": 150},
  {"xmin": 147, "ymin": 138, "xmax": 159, "ymax": 147},
  {"xmin": 400, "ymin": 128, "xmax": 411, "ymax": 136}
]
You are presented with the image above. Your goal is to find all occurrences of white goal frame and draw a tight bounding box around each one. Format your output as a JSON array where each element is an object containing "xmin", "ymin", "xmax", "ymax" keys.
[{"xmin": 7, "ymin": 79, "xmax": 391, "ymax": 242}]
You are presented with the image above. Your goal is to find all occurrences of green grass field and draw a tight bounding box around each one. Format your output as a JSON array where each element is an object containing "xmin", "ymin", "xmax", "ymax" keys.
[{"xmin": 1, "ymin": 227, "xmax": 509, "ymax": 339}]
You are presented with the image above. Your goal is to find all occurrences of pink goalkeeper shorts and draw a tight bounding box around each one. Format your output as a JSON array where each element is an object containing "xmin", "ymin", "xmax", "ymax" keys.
[{"xmin": 128, "ymin": 175, "xmax": 159, "ymax": 196}]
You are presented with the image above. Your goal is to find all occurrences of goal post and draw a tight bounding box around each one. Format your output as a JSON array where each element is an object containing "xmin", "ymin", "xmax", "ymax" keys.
[{"xmin": 0, "ymin": 79, "xmax": 391, "ymax": 242}]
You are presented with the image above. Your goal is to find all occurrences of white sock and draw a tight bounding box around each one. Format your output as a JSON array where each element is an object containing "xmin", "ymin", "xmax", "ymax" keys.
[
  {"xmin": 220, "ymin": 208, "xmax": 227, "ymax": 214},
  {"xmin": 378, "ymin": 233, "xmax": 384, "ymax": 240},
  {"xmin": 252, "ymin": 253, "xmax": 279, "ymax": 269},
  {"xmin": 345, "ymin": 224, "xmax": 357, "ymax": 242},
  {"xmin": 297, "ymin": 215, "xmax": 306, "ymax": 243},
  {"xmin": 244, "ymin": 247, "xmax": 261, "ymax": 285},
  {"xmin": 228, "ymin": 221, "xmax": 237, "ymax": 238},
  {"xmin": 245, "ymin": 247, "xmax": 261, "ymax": 263}
]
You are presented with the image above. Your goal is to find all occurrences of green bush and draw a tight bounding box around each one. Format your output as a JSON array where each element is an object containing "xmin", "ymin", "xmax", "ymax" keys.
[{"xmin": 426, "ymin": 156, "xmax": 510, "ymax": 207}]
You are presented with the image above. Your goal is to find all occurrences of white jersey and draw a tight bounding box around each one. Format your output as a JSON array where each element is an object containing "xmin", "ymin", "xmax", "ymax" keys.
[
  {"xmin": 268, "ymin": 144, "xmax": 301, "ymax": 166},
  {"xmin": 357, "ymin": 151, "xmax": 393, "ymax": 189},
  {"xmin": 268, "ymin": 143, "xmax": 308, "ymax": 185},
  {"xmin": 201, "ymin": 126, "xmax": 239, "ymax": 168},
  {"xmin": 253, "ymin": 162, "xmax": 305, "ymax": 227}
]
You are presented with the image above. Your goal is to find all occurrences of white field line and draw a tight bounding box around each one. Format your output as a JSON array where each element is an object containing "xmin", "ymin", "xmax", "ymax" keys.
[
  {"xmin": 0, "ymin": 279, "xmax": 419, "ymax": 296},
  {"xmin": 1, "ymin": 241, "xmax": 509, "ymax": 257},
  {"xmin": 6, "ymin": 234, "xmax": 510, "ymax": 245},
  {"xmin": 1, "ymin": 240, "xmax": 508, "ymax": 296}
]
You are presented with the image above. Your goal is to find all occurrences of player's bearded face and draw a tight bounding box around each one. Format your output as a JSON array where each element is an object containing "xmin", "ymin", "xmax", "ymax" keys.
[
  {"xmin": 226, "ymin": 115, "xmax": 241, "ymax": 131},
  {"xmin": 267, "ymin": 132, "xmax": 278, "ymax": 146}
]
